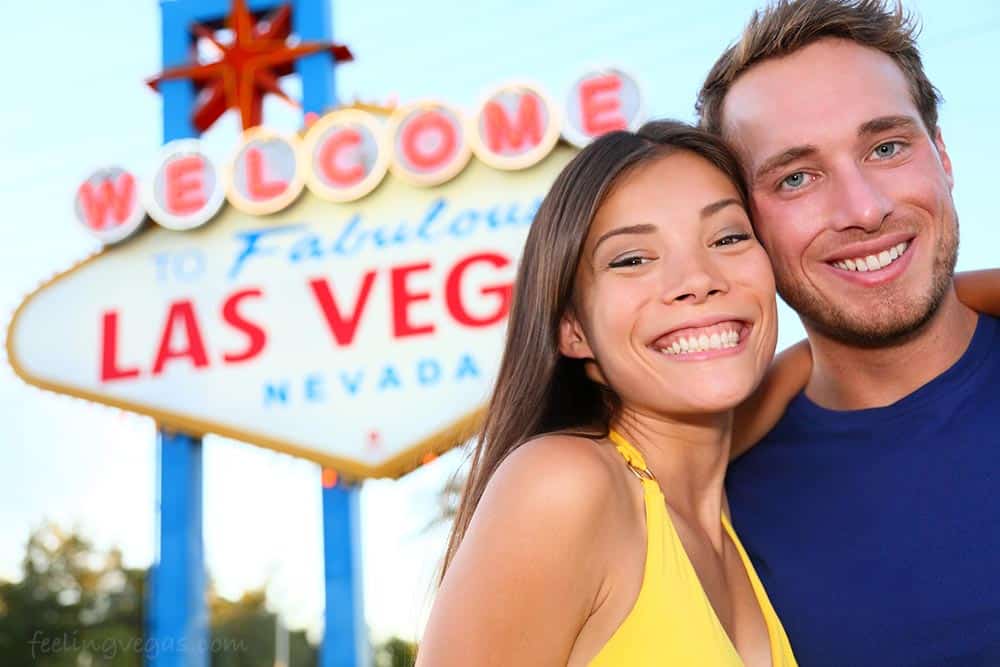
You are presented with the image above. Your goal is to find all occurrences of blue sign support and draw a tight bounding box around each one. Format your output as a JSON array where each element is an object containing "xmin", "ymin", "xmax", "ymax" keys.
[
  {"xmin": 148, "ymin": 430, "xmax": 207, "ymax": 667},
  {"xmin": 148, "ymin": 1, "xmax": 365, "ymax": 665},
  {"xmin": 148, "ymin": 5, "xmax": 204, "ymax": 666},
  {"xmin": 321, "ymin": 480, "xmax": 367, "ymax": 667}
]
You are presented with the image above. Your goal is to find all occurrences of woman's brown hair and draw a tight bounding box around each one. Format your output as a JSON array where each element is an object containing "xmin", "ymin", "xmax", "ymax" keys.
[{"xmin": 440, "ymin": 120, "xmax": 749, "ymax": 579}]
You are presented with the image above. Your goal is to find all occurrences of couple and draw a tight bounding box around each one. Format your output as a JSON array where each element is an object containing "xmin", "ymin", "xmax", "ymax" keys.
[{"xmin": 419, "ymin": 1, "xmax": 1000, "ymax": 665}]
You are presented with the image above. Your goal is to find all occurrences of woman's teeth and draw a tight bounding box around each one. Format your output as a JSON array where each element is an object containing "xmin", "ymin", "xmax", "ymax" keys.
[
  {"xmin": 833, "ymin": 241, "xmax": 909, "ymax": 272},
  {"xmin": 657, "ymin": 325, "xmax": 742, "ymax": 356}
]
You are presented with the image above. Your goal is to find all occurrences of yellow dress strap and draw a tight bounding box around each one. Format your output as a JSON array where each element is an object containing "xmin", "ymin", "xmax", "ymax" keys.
[
  {"xmin": 608, "ymin": 429, "xmax": 657, "ymax": 482},
  {"xmin": 720, "ymin": 512, "xmax": 799, "ymax": 666}
]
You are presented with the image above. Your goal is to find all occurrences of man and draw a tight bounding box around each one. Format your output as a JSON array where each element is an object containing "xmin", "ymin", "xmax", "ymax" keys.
[{"xmin": 697, "ymin": 1, "xmax": 1000, "ymax": 664}]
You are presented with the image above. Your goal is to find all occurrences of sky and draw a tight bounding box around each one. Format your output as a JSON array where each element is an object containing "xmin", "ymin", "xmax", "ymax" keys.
[{"xmin": 3, "ymin": 0, "xmax": 1000, "ymax": 646}]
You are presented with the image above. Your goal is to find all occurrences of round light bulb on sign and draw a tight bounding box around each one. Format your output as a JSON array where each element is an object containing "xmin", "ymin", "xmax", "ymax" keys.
[
  {"xmin": 302, "ymin": 109, "xmax": 390, "ymax": 202},
  {"xmin": 388, "ymin": 101, "xmax": 471, "ymax": 187},
  {"xmin": 227, "ymin": 128, "xmax": 306, "ymax": 215},
  {"xmin": 469, "ymin": 81, "xmax": 562, "ymax": 171},
  {"xmin": 144, "ymin": 140, "xmax": 226, "ymax": 230},
  {"xmin": 75, "ymin": 167, "xmax": 146, "ymax": 244},
  {"xmin": 562, "ymin": 68, "xmax": 645, "ymax": 148}
]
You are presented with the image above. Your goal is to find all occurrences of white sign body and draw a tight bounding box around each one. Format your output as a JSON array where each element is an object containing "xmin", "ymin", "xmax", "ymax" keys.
[{"xmin": 8, "ymin": 146, "xmax": 577, "ymax": 478}]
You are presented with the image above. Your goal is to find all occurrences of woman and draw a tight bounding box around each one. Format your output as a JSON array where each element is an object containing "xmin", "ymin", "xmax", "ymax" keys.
[
  {"xmin": 416, "ymin": 121, "xmax": 999, "ymax": 665},
  {"xmin": 419, "ymin": 120, "xmax": 792, "ymax": 666}
]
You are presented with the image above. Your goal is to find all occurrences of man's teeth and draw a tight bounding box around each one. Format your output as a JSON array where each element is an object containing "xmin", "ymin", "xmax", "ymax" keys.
[
  {"xmin": 833, "ymin": 241, "xmax": 909, "ymax": 272},
  {"xmin": 658, "ymin": 328, "xmax": 741, "ymax": 355}
]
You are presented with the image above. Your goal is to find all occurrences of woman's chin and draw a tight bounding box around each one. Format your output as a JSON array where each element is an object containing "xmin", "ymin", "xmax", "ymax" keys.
[{"xmin": 664, "ymin": 380, "xmax": 757, "ymax": 416}]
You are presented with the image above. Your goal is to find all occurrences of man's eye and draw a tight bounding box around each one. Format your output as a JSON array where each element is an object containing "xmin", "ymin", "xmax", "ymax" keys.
[
  {"xmin": 780, "ymin": 172, "xmax": 808, "ymax": 190},
  {"xmin": 609, "ymin": 255, "xmax": 650, "ymax": 268},
  {"xmin": 714, "ymin": 233, "xmax": 752, "ymax": 247},
  {"xmin": 871, "ymin": 141, "xmax": 902, "ymax": 159}
]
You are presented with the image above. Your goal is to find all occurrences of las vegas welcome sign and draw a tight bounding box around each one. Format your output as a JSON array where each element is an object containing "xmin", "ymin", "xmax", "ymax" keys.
[{"xmin": 6, "ymin": 71, "xmax": 644, "ymax": 479}]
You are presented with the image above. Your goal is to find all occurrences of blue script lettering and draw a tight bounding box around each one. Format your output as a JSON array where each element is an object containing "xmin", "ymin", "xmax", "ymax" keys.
[
  {"xmin": 226, "ymin": 196, "xmax": 541, "ymax": 279},
  {"xmin": 229, "ymin": 225, "xmax": 306, "ymax": 279}
]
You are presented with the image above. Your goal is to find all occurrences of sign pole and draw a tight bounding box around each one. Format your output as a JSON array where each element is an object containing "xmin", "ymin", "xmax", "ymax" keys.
[
  {"xmin": 149, "ymin": 4, "xmax": 205, "ymax": 667},
  {"xmin": 321, "ymin": 476, "xmax": 367, "ymax": 667},
  {"xmin": 148, "ymin": 1, "xmax": 365, "ymax": 665},
  {"xmin": 149, "ymin": 431, "xmax": 208, "ymax": 667}
]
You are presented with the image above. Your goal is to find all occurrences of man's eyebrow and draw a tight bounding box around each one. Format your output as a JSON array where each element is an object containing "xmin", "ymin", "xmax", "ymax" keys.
[
  {"xmin": 858, "ymin": 114, "xmax": 919, "ymax": 137},
  {"xmin": 591, "ymin": 223, "xmax": 657, "ymax": 258},
  {"xmin": 753, "ymin": 146, "xmax": 818, "ymax": 184},
  {"xmin": 701, "ymin": 197, "xmax": 743, "ymax": 218}
]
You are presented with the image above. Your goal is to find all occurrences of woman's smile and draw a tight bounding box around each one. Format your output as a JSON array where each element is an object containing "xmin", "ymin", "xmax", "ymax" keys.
[{"xmin": 650, "ymin": 319, "xmax": 754, "ymax": 360}]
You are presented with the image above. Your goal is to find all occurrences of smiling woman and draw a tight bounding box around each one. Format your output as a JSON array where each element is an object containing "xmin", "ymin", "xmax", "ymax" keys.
[{"xmin": 415, "ymin": 121, "xmax": 797, "ymax": 667}]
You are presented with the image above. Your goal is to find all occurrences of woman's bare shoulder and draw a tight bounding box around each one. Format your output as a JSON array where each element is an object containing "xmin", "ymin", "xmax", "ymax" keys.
[{"xmin": 477, "ymin": 432, "xmax": 626, "ymax": 538}]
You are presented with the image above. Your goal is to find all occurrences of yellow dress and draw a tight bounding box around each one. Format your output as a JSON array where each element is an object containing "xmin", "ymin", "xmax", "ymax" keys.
[{"xmin": 588, "ymin": 430, "xmax": 798, "ymax": 666}]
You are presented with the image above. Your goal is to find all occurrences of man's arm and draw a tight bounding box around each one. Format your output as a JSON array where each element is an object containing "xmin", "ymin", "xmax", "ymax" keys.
[
  {"xmin": 955, "ymin": 269, "xmax": 1000, "ymax": 315},
  {"xmin": 731, "ymin": 340, "xmax": 811, "ymax": 459},
  {"xmin": 730, "ymin": 269, "xmax": 1000, "ymax": 460}
]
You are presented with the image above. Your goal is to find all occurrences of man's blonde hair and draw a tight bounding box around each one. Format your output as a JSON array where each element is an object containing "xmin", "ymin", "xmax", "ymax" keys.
[{"xmin": 696, "ymin": 0, "xmax": 942, "ymax": 137}]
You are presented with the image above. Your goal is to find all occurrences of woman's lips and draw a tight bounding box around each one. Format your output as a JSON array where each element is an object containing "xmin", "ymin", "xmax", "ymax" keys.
[{"xmin": 650, "ymin": 320, "xmax": 751, "ymax": 358}]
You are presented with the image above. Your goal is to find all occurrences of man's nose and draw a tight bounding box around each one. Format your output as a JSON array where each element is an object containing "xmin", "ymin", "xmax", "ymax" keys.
[
  {"xmin": 828, "ymin": 163, "xmax": 893, "ymax": 232},
  {"xmin": 662, "ymin": 251, "xmax": 729, "ymax": 305}
]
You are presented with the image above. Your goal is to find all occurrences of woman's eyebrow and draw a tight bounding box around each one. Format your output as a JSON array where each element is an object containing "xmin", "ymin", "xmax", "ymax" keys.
[
  {"xmin": 591, "ymin": 223, "xmax": 657, "ymax": 258},
  {"xmin": 701, "ymin": 197, "xmax": 742, "ymax": 218}
]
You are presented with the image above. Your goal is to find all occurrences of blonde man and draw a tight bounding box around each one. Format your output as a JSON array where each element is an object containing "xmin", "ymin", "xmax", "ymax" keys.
[{"xmin": 698, "ymin": 1, "xmax": 1000, "ymax": 664}]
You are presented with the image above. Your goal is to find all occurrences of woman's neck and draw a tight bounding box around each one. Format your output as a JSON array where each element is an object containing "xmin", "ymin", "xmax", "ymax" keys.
[{"xmin": 612, "ymin": 407, "xmax": 732, "ymax": 542}]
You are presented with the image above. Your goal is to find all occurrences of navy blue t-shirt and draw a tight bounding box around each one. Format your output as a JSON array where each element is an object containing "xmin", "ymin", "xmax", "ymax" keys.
[{"xmin": 727, "ymin": 314, "xmax": 1000, "ymax": 666}]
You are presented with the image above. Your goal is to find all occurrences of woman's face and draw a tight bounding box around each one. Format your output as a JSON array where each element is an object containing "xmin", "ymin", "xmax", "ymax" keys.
[{"xmin": 560, "ymin": 150, "xmax": 778, "ymax": 416}]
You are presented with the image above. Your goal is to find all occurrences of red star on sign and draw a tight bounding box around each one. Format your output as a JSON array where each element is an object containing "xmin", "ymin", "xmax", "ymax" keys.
[{"xmin": 146, "ymin": 0, "xmax": 353, "ymax": 132}]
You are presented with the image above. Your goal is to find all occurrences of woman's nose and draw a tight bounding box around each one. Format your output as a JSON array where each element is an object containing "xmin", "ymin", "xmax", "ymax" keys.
[{"xmin": 662, "ymin": 253, "xmax": 729, "ymax": 304}]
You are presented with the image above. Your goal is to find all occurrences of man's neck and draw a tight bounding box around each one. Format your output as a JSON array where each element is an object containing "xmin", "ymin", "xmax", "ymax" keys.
[{"xmin": 805, "ymin": 289, "xmax": 978, "ymax": 411}]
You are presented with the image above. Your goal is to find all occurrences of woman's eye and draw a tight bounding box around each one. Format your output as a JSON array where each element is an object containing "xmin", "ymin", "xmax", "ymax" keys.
[
  {"xmin": 608, "ymin": 255, "xmax": 650, "ymax": 268},
  {"xmin": 779, "ymin": 172, "xmax": 809, "ymax": 191},
  {"xmin": 871, "ymin": 141, "xmax": 902, "ymax": 160},
  {"xmin": 713, "ymin": 233, "xmax": 752, "ymax": 247}
]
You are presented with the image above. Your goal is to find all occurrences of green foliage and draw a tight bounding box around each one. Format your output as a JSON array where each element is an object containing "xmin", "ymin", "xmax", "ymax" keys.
[
  {"xmin": 0, "ymin": 522, "xmax": 319, "ymax": 667},
  {"xmin": 209, "ymin": 589, "xmax": 316, "ymax": 667},
  {"xmin": 0, "ymin": 522, "xmax": 146, "ymax": 667},
  {"xmin": 373, "ymin": 636, "xmax": 418, "ymax": 667},
  {"xmin": 0, "ymin": 522, "xmax": 421, "ymax": 667}
]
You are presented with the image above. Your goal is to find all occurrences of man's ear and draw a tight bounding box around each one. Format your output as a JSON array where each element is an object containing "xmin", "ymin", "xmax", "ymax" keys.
[
  {"xmin": 934, "ymin": 127, "xmax": 954, "ymax": 190},
  {"xmin": 558, "ymin": 309, "xmax": 593, "ymax": 360}
]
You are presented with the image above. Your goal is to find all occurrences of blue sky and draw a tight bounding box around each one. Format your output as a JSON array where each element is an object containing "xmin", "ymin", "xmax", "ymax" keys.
[{"xmin": 3, "ymin": 0, "xmax": 999, "ymax": 644}]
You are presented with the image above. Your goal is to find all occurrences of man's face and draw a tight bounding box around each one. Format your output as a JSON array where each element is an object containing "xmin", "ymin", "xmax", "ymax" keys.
[{"xmin": 721, "ymin": 38, "xmax": 958, "ymax": 347}]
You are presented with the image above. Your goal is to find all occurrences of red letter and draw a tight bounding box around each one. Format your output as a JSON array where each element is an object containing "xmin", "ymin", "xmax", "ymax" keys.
[
  {"xmin": 100, "ymin": 310, "xmax": 141, "ymax": 382},
  {"xmin": 580, "ymin": 74, "xmax": 626, "ymax": 136},
  {"xmin": 245, "ymin": 147, "xmax": 287, "ymax": 200},
  {"xmin": 483, "ymin": 94, "xmax": 542, "ymax": 153},
  {"xmin": 152, "ymin": 300, "xmax": 210, "ymax": 374},
  {"xmin": 164, "ymin": 155, "xmax": 206, "ymax": 215},
  {"xmin": 78, "ymin": 173, "xmax": 136, "ymax": 231},
  {"xmin": 445, "ymin": 253, "xmax": 513, "ymax": 327},
  {"xmin": 309, "ymin": 272, "xmax": 376, "ymax": 346},
  {"xmin": 317, "ymin": 129, "xmax": 365, "ymax": 186},
  {"xmin": 391, "ymin": 262, "xmax": 435, "ymax": 338},
  {"xmin": 221, "ymin": 288, "xmax": 267, "ymax": 363},
  {"xmin": 400, "ymin": 112, "xmax": 457, "ymax": 170}
]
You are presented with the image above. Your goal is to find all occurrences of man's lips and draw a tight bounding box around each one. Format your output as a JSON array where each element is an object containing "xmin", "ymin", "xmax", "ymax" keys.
[
  {"xmin": 822, "ymin": 232, "xmax": 915, "ymax": 265},
  {"xmin": 823, "ymin": 236, "xmax": 916, "ymax": 286}
]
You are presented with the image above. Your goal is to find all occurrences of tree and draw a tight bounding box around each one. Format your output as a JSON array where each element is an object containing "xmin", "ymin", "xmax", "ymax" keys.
[
  {"xmin": 373, "ymin": 636, "xmax": 417, "ymax": 667},
  {"xmin": 426, "ymin": 470, "xmax": 466, "ymax": 532},
  {"xmin": 208, "ymin": 586, "xmax": 316, "ymax": 667},
  {"xmin": 0, "ymin": 522, "xmax": 146, "ymax": 667}
]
